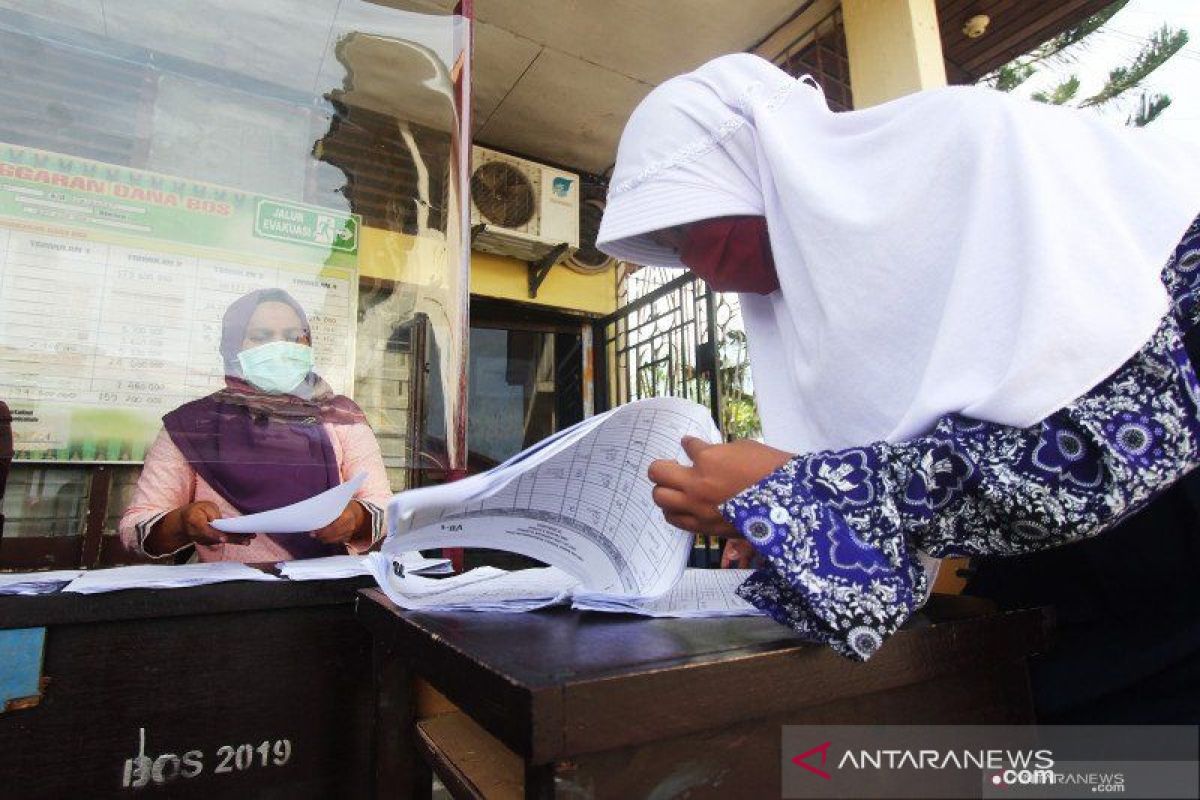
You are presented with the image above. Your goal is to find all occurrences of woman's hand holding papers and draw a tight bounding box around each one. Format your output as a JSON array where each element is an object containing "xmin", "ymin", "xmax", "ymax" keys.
[
  {"xmin": 648, "ymin": 437, "xmax": 793, "ymax": 539},
  {"xmin": 310, "ymin": 501, "xmax": 373, "ymax": 551},
  {"xmin": 145, "ymin": 500, "xmax": 253, "ymax": 556}
]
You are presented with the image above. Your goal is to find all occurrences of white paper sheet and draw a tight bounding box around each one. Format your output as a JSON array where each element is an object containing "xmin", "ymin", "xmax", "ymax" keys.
[
  {"xmin": 367, "ymin": 553, "xmax": 505, "ymax": 598},
  {"xmin": 0, "ymin": 570, "xmax": 83, "ymax": 595},
  {"xmin": 211, "ymin": 472, "xmax": 367, "ymax": 534},
  {"xmin": 571, "ymin": 569, "xmax": 763, "ymax": 618},
  {"xmin": 384, "ymin": 398, "xmax": 719, "ymax": 599},
  {"xmin": 365, "ymin": 554, "xmax": 760, "ymax": 620},
  {"xmin": 279, "ymin": 552, "xmax": 451, "ymax": 581},
  {"xmin": 63, "ymin": 562, "xmax": 279, "ymax": 594},
  {"xmin": 366, "ymin": 554, "xmax": 577, "ymax": 612}
]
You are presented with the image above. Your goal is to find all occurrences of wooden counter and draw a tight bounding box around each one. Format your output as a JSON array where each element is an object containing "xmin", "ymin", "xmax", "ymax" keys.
[
  {"xmin": 359, "ymin": 591, "xmax": 1053, "ymax": 799},
  {"xmin": 1, "ymin": 577, "xmax": 375, "ymax": 799}
]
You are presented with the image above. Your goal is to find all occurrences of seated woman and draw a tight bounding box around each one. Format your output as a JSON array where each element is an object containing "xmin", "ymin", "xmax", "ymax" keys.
[{"xmin": 120, "ymin": 288, "xmax": 392, "ymax": 562}]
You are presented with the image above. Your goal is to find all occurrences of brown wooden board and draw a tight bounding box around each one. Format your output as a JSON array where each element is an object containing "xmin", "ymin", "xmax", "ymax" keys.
[
  {"xmin": 416, "ymin": 712, "xmax": 524, "ymax": 800},
  {"xmin": 558, "ymin": 661, "xmax": 1035, "ymax": 799},
  {"xmin": 937, "ymin": 0, "xmax": 1115, "ymax": 81},
  {"xmin": 357, "ymin": 589, "xmax": 1053, "ymax": 765},
  {"xmin": 0, "ymin": 575, "xmax": 374, "ymax": 629}
]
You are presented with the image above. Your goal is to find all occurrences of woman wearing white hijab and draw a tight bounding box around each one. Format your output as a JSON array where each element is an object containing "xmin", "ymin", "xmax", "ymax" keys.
[{"xmin": 596, "ymin": 53, "xmax": 1200, "ymax": 679}]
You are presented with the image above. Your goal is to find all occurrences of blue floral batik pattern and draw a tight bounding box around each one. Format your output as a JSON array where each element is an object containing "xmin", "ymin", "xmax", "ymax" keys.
[{"xmin": 722, "ymin": 213, "xmax": 1200, "ymax": 661}]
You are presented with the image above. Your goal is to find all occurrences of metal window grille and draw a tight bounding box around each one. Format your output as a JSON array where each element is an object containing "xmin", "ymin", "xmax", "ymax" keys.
[
  {"xmin": 768, "ymin": 5, "xmax": 853, "ymax": 111},
  {"xmin": 592, "ymin": 271, "xmax": 731, "ymax": 567}
]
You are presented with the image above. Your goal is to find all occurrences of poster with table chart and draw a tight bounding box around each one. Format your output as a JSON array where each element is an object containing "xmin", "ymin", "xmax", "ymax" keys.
[{"xmin": 0, "ymin": 142, "xmax": 359, "ymax": 462}]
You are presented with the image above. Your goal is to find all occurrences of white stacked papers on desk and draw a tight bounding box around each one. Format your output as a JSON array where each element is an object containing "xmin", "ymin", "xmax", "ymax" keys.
[
  {"xmin": 279, "ymin": 552, "xmax": 451, "ymax": 581},
  {"xmin": 572, "ymin": 569, "xmax": 763, "ymax": 618},
  {"xmin": 367, "ymin": 554, "xmax": 576, "ymax": 612},
  {"xmin": 63, "ymin": 562, "xmax": 279, "ymax": 594},
  {"xmin": 367, "ymin": 552, "xmax": 762, "ymax": 619},
  {"xmin": 0, "ymin": 570, "xmax": 83, "ymax": 596}
]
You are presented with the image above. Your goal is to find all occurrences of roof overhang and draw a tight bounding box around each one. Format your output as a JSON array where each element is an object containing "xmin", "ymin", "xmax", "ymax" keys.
[{"xmin": 471, "ymin": 0, "xmax": 1118, "ymax": 173}]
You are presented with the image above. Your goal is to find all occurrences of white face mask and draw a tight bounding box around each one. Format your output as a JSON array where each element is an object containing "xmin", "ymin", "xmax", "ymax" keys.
[{"xmin": 236, "ymin": 341, "xmax": 314, "ymax": 394}]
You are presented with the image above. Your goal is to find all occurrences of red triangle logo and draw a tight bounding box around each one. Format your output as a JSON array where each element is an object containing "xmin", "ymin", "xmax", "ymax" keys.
[{"xmin": 791, "ymin": 741, "xmax": 833, "ymax": 780}]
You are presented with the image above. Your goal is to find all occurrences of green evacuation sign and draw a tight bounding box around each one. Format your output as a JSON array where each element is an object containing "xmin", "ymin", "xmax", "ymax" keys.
[{"xmin": 254, "ymin": 199, "xmax": 359, "ymax": 254}]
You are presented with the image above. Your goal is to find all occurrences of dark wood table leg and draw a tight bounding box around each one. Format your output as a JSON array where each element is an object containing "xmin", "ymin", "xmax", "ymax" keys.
[
  {"xmin": 524, "ymin": 763, "xmax": 557, "ymax": 800},
  {"xmin": 374, "ymin": 637, "xmax": 432, "ymax": 800}
]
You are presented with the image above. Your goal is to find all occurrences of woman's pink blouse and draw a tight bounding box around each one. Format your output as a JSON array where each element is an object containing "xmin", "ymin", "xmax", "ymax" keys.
[{"xmin": 119, "ymin": 423, "xmax": 393, "ymax": 563}]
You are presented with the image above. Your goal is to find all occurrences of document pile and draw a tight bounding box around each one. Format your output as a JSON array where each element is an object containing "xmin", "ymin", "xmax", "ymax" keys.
[
  {"xmin": 0, "ymin": 570, "xmax": 83, "ymax": 596},
  {"xmin": 373, "ymin": 397, "xmax": 762, "ymax": 619},
  {"xmin": 63, "ymin": 562, "xmax": 279, "ymax": 594},
  {"xmin": 278, "ymin": 552, "xmax": 451, "ymax": 581},
  {"xmin": 571, "ymin": 568, "xmax": 762, "ymax": 618},
  {"xmin": 367, "ymin": 555, "xmax": 760, "ymax": 618},
  {"xmin": 366, "ymin": 562, "xmax": 579, "ymax": 612}
]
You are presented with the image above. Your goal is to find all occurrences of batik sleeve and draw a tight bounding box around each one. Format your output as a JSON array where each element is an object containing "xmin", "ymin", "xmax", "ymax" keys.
[
  {"xmin": 1159, "ymin": 213, "xmax": 1200, "ymax": 334},
  {"xmin": 721, "ymin": 314, "xmax": 1200, "ymax": 660}
]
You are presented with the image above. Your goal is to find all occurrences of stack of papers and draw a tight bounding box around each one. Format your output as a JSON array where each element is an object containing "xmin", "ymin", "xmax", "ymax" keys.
[
  {"xmin": 366, "ymin": 553, "xmax": 763, "ymax": 619},
  {"xmin": 0, "ymin": 570, "xmax": 83, "ymax": 596},
  {"xmin": 573, "ymin": 569, "xmax": 763, "ymax": 618},
  {"xmin": 63, "ymin": 562, "xmax": 279, "ymax": 594},
  {"xmin": 279, "ymin": 552, "xmax": 451, "ymax": 582},
  {"xmin": 367, "ymin": 555, "xmax": 575, "ymax": 612}
]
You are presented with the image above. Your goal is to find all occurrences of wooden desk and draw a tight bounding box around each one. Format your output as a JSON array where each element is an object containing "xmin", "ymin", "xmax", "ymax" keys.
[
  {"xmin": 358, "ymin": 590, "xmax": 1052, "ymax": 799},
  {"xmin": 1, "ymin": 577, "xmax": 376, "ymax": 799}
]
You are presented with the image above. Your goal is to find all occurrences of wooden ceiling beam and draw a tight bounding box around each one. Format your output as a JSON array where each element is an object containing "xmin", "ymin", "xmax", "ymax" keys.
[{"xmin": 937, "ymin": 0, "xmax": 1114, "ymax": 81}]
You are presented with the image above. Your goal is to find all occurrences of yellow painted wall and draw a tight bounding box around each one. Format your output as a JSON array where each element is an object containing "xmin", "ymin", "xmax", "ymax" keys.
[
  {"xmin": 470, "ymin": 249, "xmax": 617, "ymax": 316},
  {"xmin": 358, "ymin": 225, "xmax": 448, "ymax": 284},
  {"xmin": 842, "ymin": 0, "xmax": 946, "ymax": 108},
  {"xmin": 356, "ymin": 225, "xmax": 615, "ymax": 316}
]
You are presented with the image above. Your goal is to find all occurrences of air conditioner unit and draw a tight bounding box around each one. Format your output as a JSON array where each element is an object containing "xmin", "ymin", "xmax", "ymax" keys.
[{"xmin": 470, "ymin": 146, "xmax": 579, "ymax": 262}]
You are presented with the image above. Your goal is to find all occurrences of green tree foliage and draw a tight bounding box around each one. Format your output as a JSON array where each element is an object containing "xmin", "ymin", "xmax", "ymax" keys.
[
  {"xmin": 1031, "ymin": 76, "xmax": 1081, "ymax": 105},
  {"xmin": 1126, "ymin": 92, "xmax": 1173, "ymax": 126},
  {"xmin": 985, "ymin": 1, "xmax": 1187, "ymax": 128},
  {"xmin": 990, "ymin": 0, "xmax": 1130, "ymax": 93},
  {"xmin": 1079, "ymin": 25, "xmax": 1189, "ymax": 108}
]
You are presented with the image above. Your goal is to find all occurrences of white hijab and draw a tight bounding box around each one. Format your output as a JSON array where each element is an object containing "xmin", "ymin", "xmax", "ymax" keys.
[{"xmin": 597, "ymin": 54, "xmax": 1200, "ymax": 454}]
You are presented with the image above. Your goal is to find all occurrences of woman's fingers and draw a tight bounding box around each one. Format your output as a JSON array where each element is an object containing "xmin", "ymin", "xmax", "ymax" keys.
[
  {"xmin": 310, "ymin": 523, "xmax": 341, "ymax": 543},
  {"xmin": 647, "ymin": 458, "xmax": 691, "ymax": 489},
  {"xmin": 681, "ymin": 436, "xmax": 710, "ymax": 463},
  {"xmin": 662, "ymin": 508, "xmax": 737, "ymax": 540},
  {"xmin": 651, "ymin": 487, "xmax": 727, "ymax": 525},
  {"xmin": 651, "ymin": 485, "xmax": 691, "ymax": 513},
  {"xmin": 664, "ymin": 511, "xmax": 701, "ymax": 533},
  {"xmin": 311, "ymin": 515, "xmax": 354, "ymax": 543},
  {"xmin": 202, "ymin": 522, "xmax": 253, "ymax": 546}
]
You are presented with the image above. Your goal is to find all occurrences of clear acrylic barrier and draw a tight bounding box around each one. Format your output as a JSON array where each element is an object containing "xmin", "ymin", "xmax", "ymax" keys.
[{"xmin": 0, "ymin": 1, "xmax": 470, "ymax": 565}]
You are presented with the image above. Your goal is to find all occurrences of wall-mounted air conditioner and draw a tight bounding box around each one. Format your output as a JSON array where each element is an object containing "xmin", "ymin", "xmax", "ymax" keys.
[{"xmin": 470, "ymin": 146, "xmax": 579, "ymax": 263}]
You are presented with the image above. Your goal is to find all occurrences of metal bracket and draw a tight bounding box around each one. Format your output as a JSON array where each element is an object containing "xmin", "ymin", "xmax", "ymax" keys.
[{"xmin": 527, "ymin": 242, "xmax": 570, "ymax": 298}]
